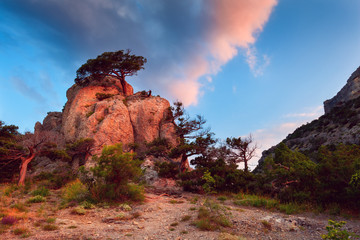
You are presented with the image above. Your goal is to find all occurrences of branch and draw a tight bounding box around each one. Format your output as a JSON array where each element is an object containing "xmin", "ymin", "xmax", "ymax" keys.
[{"xmin": 275, "ymin": 163, "xmax": 290, "ymax": 171}]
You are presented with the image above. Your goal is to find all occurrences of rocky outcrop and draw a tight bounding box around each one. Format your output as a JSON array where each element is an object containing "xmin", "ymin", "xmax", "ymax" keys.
[
  {"xmin": 324, "ymin": 66, "xmax": 360, "ymax": 114},
  {"xmin": 34, "ymin": 76, "xmax": 179, "ymax": 168},
  {"xmin": 256, "ymin": 66, "xmax": 360, "ymax": 172}
]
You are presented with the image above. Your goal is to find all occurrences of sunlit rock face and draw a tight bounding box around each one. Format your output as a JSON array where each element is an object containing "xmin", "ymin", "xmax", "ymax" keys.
[
  {"xmin": 35, "ymin": 77, "xmax": 179, "ymax": 167},
  {"xmin": 324, "ymin": 66, "xmax": 360, "ymax": 114}
]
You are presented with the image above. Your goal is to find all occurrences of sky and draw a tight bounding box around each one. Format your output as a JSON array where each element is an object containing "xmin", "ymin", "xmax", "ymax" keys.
[{"xmin": 1, "ymin": 0, "xmax": 360, "ymax": 169}]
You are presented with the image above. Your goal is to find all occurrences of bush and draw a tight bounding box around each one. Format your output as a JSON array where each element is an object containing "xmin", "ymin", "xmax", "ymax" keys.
[
  {"xmin": 31, "ymin": 186, "xmax": 49, "ymax": 197},
  {"xmin": 62, "ymin": 179, "xmax": 89, "ymax": 203},
  {"xmin": 146, "ymin": 138, "xmax": 171, "ymax": 157},
  {"xmin": 321, "ymin": 220, "xmax": 359, "ymax": 239},
  {"xmin": 27, "ymin": 195, "xmax": 46, "ymax": 203},
  {"xmin": 155, "ymin": 161, "xmax": 179, "ymax": 178},
  {"xmin": 193, "ymin": 199, "xmax": 232, "ymax": 231},
  {"xmin": 90, "ymin": 143, "xmax": 144, "ymax": 202}
]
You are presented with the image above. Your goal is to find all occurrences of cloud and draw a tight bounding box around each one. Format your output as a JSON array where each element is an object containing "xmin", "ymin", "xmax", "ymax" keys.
[
  {"xmin": 284, "ymin": 105, "xmax": 323, "ymax": 119},
  {"xmin": 1, "ymin": 0, "xmax": 277, "ymax": 107},
  {"xmin": 167, "ymin": 0, "xmax": 278, "ymax": 104},
  {"xmin": 246, "ymin": 47, "xmax": 271, "ymax": 77},
  {"xmin": 12, "ymin": 76, "xmax": 46, "ymax": 103}
]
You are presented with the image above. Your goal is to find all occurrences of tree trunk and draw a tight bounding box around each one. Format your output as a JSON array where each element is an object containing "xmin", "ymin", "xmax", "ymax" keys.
[
  {"xmin": 18, "ymin": 147, "xmax": 36, "ymax": 186},
  {"xmin": 180, "ymin": 154, "xmax": 189, "ymax": 173}
]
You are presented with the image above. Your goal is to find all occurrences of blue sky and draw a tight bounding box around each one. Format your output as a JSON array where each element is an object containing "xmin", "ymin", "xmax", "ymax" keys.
[{"xmin": 1, "ymin": 0, "xmax": 360, "ymax": 169}]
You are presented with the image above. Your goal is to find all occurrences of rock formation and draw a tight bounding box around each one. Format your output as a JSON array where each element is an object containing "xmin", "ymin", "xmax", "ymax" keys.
[
  {"xmin": 256, "ymin": 66, "xmax": 360, "ymax": 171},
  {"xmin": 324, "ymin": 66, "xmax": 360, "ymax": 114},
  {"xmin": 34, "ymin": 76, "xmax": 179, "ymax": 169}
]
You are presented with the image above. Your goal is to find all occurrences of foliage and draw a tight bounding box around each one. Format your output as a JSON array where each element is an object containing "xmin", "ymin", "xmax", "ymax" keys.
[
  {"xmin": 201, "ymin": 170, "xmax": 216, "ymax": 194},
  {"xmin": 31, "ymin": 186, "xmax": 49, "ymax": 197},
  {"xmin": 89, "ymin": 143, "xmax": 144, "ymax": 202},
  {"xmin": 42, "ymin": 224, "xmax": 58, "ymax": 231},
  {"xmin": 0, "ymin": 121, "xmax": 22, "ymax": 181},
  {"xmin": 316, "ymin": 144, "xmax": 360, "ymax": 208},
  {"xmin": 71, "ymin": 206, "xmax": 86, "ymax": 215},
  {"xmin": 321, "ymin": 220, "xmax": 359, "ymax": 240},
  {"xmin": 262, "ymin": 143, "xmax": 317, "ymax": 203},
  {"xmin": 26, "ymin": 195, "xmax": 46, "ymax": 203},
  {"xmin": 169, "ymin": 101, "xmax": 216, "ymax": 171},
  {"xmin": 75, "ymin": 50, "xmax": 147, "ymax": 88},
  {"xmin": 34, "ymin": 170, "xmax": 75, "ymax": 189},
  {"xmin": 226, "ymin": 135, "xmax": 257, "ymax": 172},
  {"xmin": 62, "ymin": 179, "xmax": 89, "ymax": 203},
  {"xmin": 154, "ymin": 161, "xmax": 179, "ymax": 178},
  {"xmin": 181, "ymin": 151, "xmax": 255, "ymax": 194},
  {"xmin": 193, "ymin": 199, "xmax": 231, "ymax": 231},
  {"xmin": 146, "ymin": 138, "xmax": 171, "ymax": 157}
]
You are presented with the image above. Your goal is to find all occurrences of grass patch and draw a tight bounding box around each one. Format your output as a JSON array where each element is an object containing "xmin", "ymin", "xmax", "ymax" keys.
[
  {"xmin": 261, "ymin": 220, "xmax": 272, "ymax": 231},
  {"xmin": 42, "ymin": 224, "xmax": 58, "ymax": 231},
  {"xmin": 62, "ymin": 179, "xmax": 89, "ymax": 204},
  {"xmin": 193, "ymin": 199, "xmax": 232, "ymax": 231},
  {"xmin": 31, "ymin": 186, "xmax": 49, "ymax": 197},
  {"xmin": 217, "ymin": 196, "xmax": 228, "ymax": 201},
  {"xmin": 169, "ymin": 199, "xmax": 184, "ymax": 204},
  {"xmin": 190, "ymin": 197, "xmax": 198, "ymax": 204},
  {"xmin": 13, "ymin": 227, "xmax": 29, "ymax": 235},
  {"xmin": 278, "ymin": 203, "xmax": 302, "ymax": 215},
  {"xmin": 189, "ymin": 207, "xmax": 196, "ymax": 211},
  {"xmin": 118, "ymin": 203, "xmax": 132, "ymax": 211},
  {"xmin": 46, "ymin": 217, "xmax": 56, "ymax": 223},
  {"xmin": 71, "ymin": 206, "xmax": 86, "ymax": 215},
  {"xmin": 27, "ymin": 195, "xmax": 46, "ymax": 204},
  {"xmin": 11, "ymin": 202, "xmax": 27, "ymax": 212},
  {"xmin": 170, "ymin": 222, "xmax": 178, "ymax": 227},
  {"xmin": 181, "ymin": 215, "xmax": 191, "ymax": 221}
]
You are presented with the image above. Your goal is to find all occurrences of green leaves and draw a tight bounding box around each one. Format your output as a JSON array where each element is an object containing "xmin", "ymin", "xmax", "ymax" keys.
[{"xmin": 75, "ymin": 50, "xmax": 147, "ymax": 86}]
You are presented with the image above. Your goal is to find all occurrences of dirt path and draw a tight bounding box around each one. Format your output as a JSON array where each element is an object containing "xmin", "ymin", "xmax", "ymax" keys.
[{"xmin": 2, "ymin": 191, "xmax": 359, "ymax": 240}]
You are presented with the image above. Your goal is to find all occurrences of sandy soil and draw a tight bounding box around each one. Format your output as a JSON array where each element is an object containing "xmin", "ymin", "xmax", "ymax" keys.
[{"xmin": 1, "ymin": 189, "xmax": 359, "ymax": 240}]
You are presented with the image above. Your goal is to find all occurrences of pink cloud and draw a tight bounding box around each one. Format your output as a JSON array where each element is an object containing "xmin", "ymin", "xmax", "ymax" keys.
[{"xmin": 169, "ymin": 0, "xmax": 277, "ymax": 106}]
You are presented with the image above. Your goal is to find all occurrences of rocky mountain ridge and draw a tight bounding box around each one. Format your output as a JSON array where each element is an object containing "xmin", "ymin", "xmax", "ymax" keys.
[{"xmin": 256, "ymin": 66, "xmax": 360, "ymax": 170}]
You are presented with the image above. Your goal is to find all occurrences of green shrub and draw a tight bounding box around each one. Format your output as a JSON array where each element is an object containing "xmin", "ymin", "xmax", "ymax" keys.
[
  {"xmin": 80, "ymin": 201, "xmax": 95, "ymax": 209},
  {"xmin": 31, "ymin": 186, "xmax": 49, "ymax": 197},
  {"xmin": 278, "ymin": 202, "xmax": 301, "ymax": 215},
  {"xmin": 62, "ymin": 179, "xmax": 89, "ymax": 203},
  {"xmin": 146, "ymin": 138, "xmax": 171, "ymax": 158},
  {"xmin": 155, "ymin": 161, "xmax": 179, "ymax": 178},
  {"xmin": 202, "ymin": 170, "xmax": 216, "ymax": 194},
  {"xmin": 321, "ymin": 220, "xmax": 359, "ymax": 239},
  {"xmin": 90, "ymin": 143, "xmax": 144, "ymax": 202},
  {"xmin": 27, "ymin": 195, "xmax": 46, "ymax": 204},
  {"xmin": 11, "ymin": 202, "xmax": 27, "ymax": 212},
  {"xmin": 13, "ymin": 227, "xmax": 29, "ymax": 235},
  {"xmin": 193, "ymin": 199, "xmax": 232, "ymax": 231},
  {"xmin": 71, "ymin": 206, "xmax": 86, "ymax": 215},
  {"xmin": 42, "ymin": 224, "xmax": 58, "ymax": 231}
]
